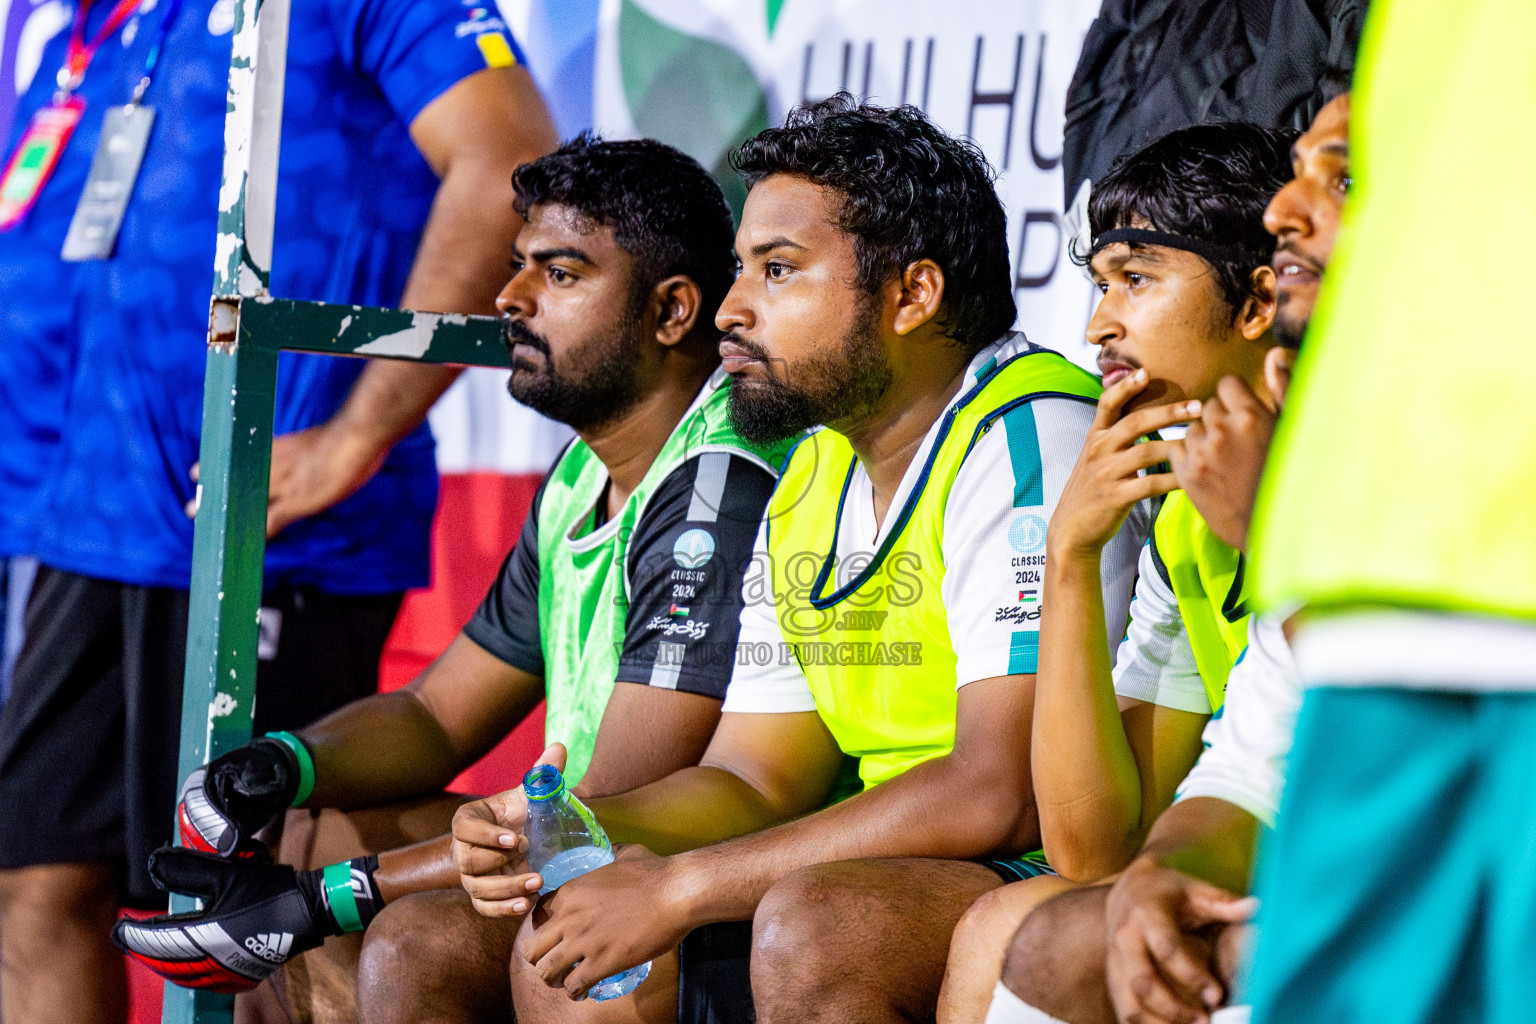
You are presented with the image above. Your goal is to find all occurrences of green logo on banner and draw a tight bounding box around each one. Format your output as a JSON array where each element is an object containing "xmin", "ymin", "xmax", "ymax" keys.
[
  {"xmin": 767, "ymin": 0, "xmax": 785, "ymax": 36},
  {"xmin": 619, "ymin": 0, "xmax": 769, "ymax": 218}
]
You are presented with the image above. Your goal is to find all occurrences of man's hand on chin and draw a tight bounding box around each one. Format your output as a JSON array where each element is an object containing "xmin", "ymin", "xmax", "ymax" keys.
[{"xmin": 520, "ymin": 845, "xmax": 692, "ymax": 1001}]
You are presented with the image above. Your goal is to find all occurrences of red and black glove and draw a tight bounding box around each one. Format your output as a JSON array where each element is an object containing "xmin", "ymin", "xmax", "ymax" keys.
[
  {"xmin": 112, "ymin": 847, "xmax": 380, "ymax": 993},
  {"xmin": 177, "ymin": 733, "xmax": 312, "ymax": 857}
]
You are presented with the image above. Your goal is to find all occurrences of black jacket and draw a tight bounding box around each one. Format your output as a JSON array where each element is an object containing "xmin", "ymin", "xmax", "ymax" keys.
[{"xmin": 1063, "ymin": 0, "xmax": 1369, "ymax": 208}]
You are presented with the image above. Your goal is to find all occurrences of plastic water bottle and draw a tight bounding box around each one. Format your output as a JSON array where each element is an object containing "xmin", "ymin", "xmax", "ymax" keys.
[{"xmin": 523, "ymin": 764, "xmax": 652, "ymax": 1001}]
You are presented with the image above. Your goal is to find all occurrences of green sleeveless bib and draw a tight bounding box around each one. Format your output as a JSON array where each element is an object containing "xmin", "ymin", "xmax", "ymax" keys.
[
  {"xmin": 535, "ymin": 372, "xmax": 795, "ymax": 784},
  {"xmin": 766, "ymin": 349, "xmax": 1100, "ymax": 789},
  {"xmin": 1149, "ymin": 491, "xmax": 1249, "ymax": 712}
]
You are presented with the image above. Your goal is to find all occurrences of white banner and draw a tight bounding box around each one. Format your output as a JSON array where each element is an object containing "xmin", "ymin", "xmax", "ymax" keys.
[
  {"xmin": 591, "ymin": 0, "xmax": 1100, "ymax": 368},
  {"xmin": 439, "ymin": 0, "xmax": 1102, "ymax": 473}
]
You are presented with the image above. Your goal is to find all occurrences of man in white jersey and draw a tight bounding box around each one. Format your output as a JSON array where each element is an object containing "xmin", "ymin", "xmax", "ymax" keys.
[
  {"xmin": 722, "ymin": 319, "xmax": 1143, "ymax": 752},
  {"xmin": 976, "ymin": 90, "xmax": 1350, "ymax": 1024}
]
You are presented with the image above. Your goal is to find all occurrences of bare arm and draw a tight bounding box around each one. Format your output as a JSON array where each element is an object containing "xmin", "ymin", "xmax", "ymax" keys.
[
  {"xmin": 1032, "ymin": 371, "xmax": 1205, "ymax": 882},
  {"xmin": 448, "ymin": 675, "xmax": 1040, "ymax": 996},
  {"xmin": 298, "ymin": 633, "xmax": 545, "ymax": 808},
  {"xmin": 372, "ymin": 681, "xmax": 725, "ymax": 901},
  {"xmin": 652, "ymin": 673, "xmax": 1039, "ymax": 919},
  {"xmin": 586, "ymin": 708, "xmax": 846, "ymax": 855},
  {"xmin": 577, "ymin": 683, "xmax": 725, "ymax": 800},
  {"xmin": 263, "ymin": 66, "xmax": 558, "ymax": 536},
  {"xmin": 1135, "ymin": 795, "xmax": 1260, "ymax": 895}
]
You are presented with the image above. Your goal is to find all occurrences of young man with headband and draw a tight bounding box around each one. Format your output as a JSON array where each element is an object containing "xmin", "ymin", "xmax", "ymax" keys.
[
  {"xmin": 966, "ymin": 93, "xmax": 1350, "ymax": 1024},
  {"xmin": 938, "ymin": 121, "xmax": 1294, "ymax": 1023}
]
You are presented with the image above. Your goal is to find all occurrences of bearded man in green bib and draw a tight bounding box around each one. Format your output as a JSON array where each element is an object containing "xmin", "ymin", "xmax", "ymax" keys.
[
  {"xmin": 112, "ymin": 137, "xmax": 795, "ymax": 1024},
  {"xmin": 454, "ymin": 96, "xmax": 1146, "ymax": 1024}
]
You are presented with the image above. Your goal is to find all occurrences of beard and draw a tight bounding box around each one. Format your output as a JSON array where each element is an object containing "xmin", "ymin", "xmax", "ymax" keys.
[
  {"xmin": 725, "ymin": 298, "xmax": 894, "ymax": 446},
  {"xmin": 504, "ymin": 303, "xmax": 644, "ymax": 431},
  {"xmin": 1273, "ymin": 293, "xmax": 1309, "ymax": 350}
]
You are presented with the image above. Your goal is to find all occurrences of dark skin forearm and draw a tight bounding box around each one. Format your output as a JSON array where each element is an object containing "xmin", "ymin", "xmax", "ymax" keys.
[
  {"xmin": 1134, "ymin": 796, "xmax": 1260, "ymax": 896},
  {"xmin": 463, "ymin": 675, "xmax": 1037, "ymax": 923},
  {"xmin": 658, "ymin": 743, "xmax": 1040, "ymax": 930},
  {"xmin": 1033, "ymin": 544, "xmax": 1142, "ymax": 881},
  {"xmin": 570, "ymin": 675, "xmax": 1038, "ymax": 922},
  {"xmin": 299, "ymin": 691, "xmax": 474, "ymax": 809},
  {"xmin": 588, "ymin": 765, "xmax": 797, "ymax": 856},
  {"xmin": 1030, "ymin": 372, "xmax": 1208, "ymax": 883},
  {"xmin": 297, "ymin": 636, "xmax": 546, "ymax": 809},
  {"xmin": 375, "ymin": 685, "xmax": 725, "ymax": 902},
  {"xmin": 376, "ymin": 834, "xmax": 462, "ymax": 902}
]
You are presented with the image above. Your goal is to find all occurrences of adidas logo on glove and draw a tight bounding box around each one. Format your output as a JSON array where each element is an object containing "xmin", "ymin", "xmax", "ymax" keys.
[{"xmin": 244, "ymin": 932, "xmax": 294, "ymax": 963}]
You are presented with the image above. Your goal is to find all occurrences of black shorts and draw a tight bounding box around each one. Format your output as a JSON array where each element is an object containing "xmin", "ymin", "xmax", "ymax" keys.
[{"xmin": 0, "ymin": 566, "xmax": 401, "ymax": 906}]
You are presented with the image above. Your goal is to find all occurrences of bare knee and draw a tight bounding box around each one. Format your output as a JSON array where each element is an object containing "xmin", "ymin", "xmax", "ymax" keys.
[
  {"xmin": 953, "ymin": 875, "xmax": 1074, "ymax": 961},
  {"xmin": 751, "ymin": 864, "xmax": 853, "ymax": 975},
  {"xmin": 358, "ymin": 890, "xmax": 476, "ymax": 981},
  {"xmin": 938, "ymin": 877, "xmax": 1080, "ymax": 1024},
  {"xmin": 358, "ymin": 889, "xmax": 516, "ymax": 1024},
  {"xmin": 1000, "ymin": 886, "xmax": 1112, "ymax": 1022}
]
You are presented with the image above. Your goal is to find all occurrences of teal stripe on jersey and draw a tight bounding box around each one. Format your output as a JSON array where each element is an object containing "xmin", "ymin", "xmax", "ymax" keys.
[
  {"xmin": 976, "ymin": 356, "xmax": 998, "ymax": 380},
  {"xmin": 1008, "ymin": 630, "xmax": 1039, "ymax": 674},
  {"xmin": 1002, "ymin": 404, "xmax": 1044, "ymax": 507}
]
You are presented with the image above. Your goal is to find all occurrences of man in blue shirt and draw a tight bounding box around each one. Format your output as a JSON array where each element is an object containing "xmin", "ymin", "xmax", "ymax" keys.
[{"xmin": 0, "ymin": 2, "xmax": 556, "ymax": 1021}]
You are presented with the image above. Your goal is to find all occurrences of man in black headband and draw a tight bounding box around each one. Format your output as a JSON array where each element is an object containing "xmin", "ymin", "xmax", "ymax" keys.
[{"xmin": 936, "ymin": 120, "xmax": 1294, "ymax": 1023}]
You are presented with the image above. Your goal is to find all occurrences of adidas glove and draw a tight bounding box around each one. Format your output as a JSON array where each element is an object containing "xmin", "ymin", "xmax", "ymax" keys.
[
  {"xmin": 177, "ymin": 732, "xmax": 314, "ymax": 857},
  {"xmin": 112, "ymin": 847, "xmax": 381, "ymax": 993}
]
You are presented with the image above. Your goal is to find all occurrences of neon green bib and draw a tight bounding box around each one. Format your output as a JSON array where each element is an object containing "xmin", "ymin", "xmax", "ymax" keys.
[
  {"xmin": 535, "ymin": 373, "xmax": 795, "ymax": 784},
  {"xmin": 1253, "ymin": 0, "xmax": 1536, "ymax": 620},
  {"xmin": 767, "ymin": 349, "xmax": 1100, "ymax": 789},
  {"xmin": 1149, "ymin": 492, "xmax": 1248, "ymax": 712}
]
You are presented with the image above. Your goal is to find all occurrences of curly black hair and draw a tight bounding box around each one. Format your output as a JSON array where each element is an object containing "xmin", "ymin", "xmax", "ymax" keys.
[
  {"xmin": 731, "ymin": 94, "xmax": 1016, "ymax": 353},
  {"xmin": 1084, "ymin": 121, "xmax": 1295, "ymax": 311},
  {"xmin": 513, "ymin": 133, "xmax": 737, "ymax": 322}
]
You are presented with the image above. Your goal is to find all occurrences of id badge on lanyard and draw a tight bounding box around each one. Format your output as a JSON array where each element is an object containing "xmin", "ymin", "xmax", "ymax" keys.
[
  {"xmin": 0, "ymin": 100, "xmax": 86, "ymax": 230},
  {"xmin": 0, "ymin": 0, "xmax": 179, "ymax": 244},
  {"xmin": 62, "ymin": 0, "xmax": 183, "ymax": 260},
  {"xmin": 60, "ymin": 100, "xmax": 156, "ymax": 260}
]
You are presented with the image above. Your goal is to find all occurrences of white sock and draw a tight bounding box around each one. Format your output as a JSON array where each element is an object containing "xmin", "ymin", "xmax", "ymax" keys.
[
  {"xmin": 1211, "ymin": 1007, "xmax": 1252, "ymax": 1024},
  {"xmin": 983, "ymin": 981, "xmax": 1071, "ymax": 1024}
]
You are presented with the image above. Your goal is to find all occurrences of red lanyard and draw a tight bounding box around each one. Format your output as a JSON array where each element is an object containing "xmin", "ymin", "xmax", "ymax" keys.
[{"xmin": 57, "ymin": 0, "xmax": 145, "ymax": 96}]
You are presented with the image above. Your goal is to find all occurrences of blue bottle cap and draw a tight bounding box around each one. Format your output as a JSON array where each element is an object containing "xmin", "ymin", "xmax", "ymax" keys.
[{"xmin": 523, "ymin": 764, "xmax": 565, "ymax": 802}]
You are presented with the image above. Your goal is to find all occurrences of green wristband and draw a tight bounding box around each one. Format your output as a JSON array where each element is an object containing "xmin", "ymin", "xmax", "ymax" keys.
[
  {"xmin": 321, "ymin": 861, "xmax": 364, "ymax": 933},
  {"xmin": 265, "ymin": 731, "xmax": 316, "ymax": 806}
]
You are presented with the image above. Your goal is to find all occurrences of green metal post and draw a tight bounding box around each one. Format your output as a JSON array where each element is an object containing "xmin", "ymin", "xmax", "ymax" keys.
[
  {"xmin": 166, "ymin": 0, "xmax": 506, "ymax": 1019},
  {"xmin": 164, "ymin": 0, "xmax": 288, "ymax": 1018}
]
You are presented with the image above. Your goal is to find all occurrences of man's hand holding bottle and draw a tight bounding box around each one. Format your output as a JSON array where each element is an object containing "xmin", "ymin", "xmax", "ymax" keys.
[{"xmin": 451, "ymin": 742, "xmax": 566, "ymax": 917}]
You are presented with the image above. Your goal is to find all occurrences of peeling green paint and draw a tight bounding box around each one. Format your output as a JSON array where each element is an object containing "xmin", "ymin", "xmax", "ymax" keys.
[
  {"xmin": 177, "ymin": 0, "xmax": 506, "ymax": 1010},
  {"xmin": 238, "ymin": 298, "xmax": 508, "ymax": 364}
]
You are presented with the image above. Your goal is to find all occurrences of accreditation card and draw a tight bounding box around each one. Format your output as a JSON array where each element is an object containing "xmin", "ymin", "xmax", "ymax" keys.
[
  {"xmin": 0, "ymin": 99, "xmax": 86, "ymax": 231},
  {"xmin": 62, "ymin": 102, "xmax": 157, "ymax": 261}
]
